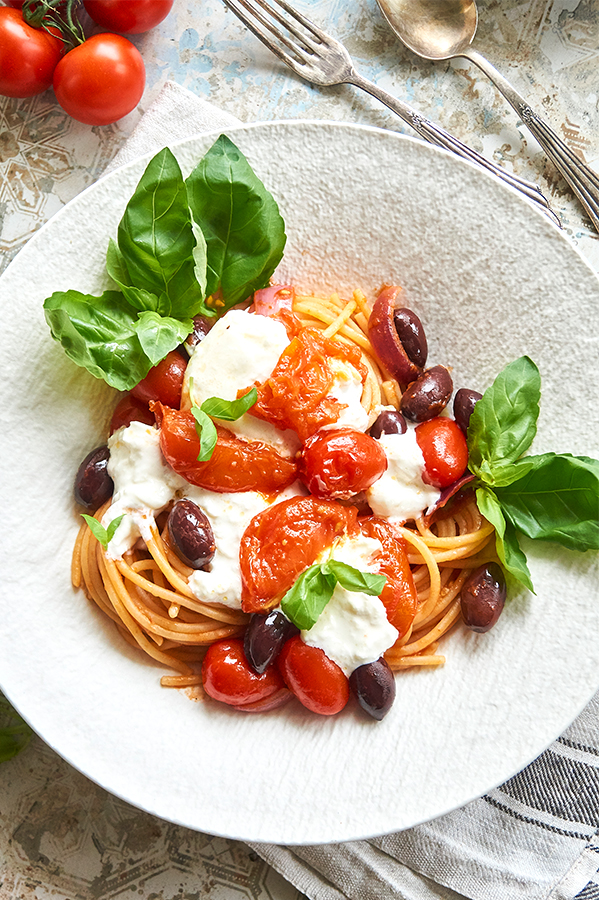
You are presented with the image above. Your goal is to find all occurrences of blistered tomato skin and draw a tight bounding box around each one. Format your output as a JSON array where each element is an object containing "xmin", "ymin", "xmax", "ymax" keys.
[
  {"xmin": 415, "ymin": 417, "xmax": 468, "ymax": 489},
  {"xmin": 202, "ymin": 639, "xmax": 287, "ymax": 708},
  {"xmin": 299, "ymin": 428, "xmax": 387, "ymax": 499},
  {"xmin": 131, "ymin": 350, "xmax": 187, "ymax": 408},
  {"xmin": 109, "ymin": 393, "xmax": 155, "ymax": 434},
  {"xmin": 278, "ymin": 636, "xmax": 349, "ymax": 716}
]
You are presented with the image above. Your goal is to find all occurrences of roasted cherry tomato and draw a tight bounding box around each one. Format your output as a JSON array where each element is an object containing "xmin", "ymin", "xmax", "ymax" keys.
[
  {"xmin": 250, "ymin": 328, "xmax": 367, "ymax": 442},
  {"xmin": 278, "ymin": 636, "xmax": 349, "ymax": 716},
  {"xmin": 109, "ymin": 393, "xmax": 154, "ymax": 434},
  {"xmin": 53, "ymin": 33, "xmax": 145, "ymax": 126},
  {"xmin": 415, "ymin": 416, "xmax": 468, "ymax": 489},
  {"xmin": 0, "ymin": 7, "xmax": 63, "ymax": 98},
  {"xmin": 83, "ymin": 0, "xmax": 174, "ymax": 33},
  {"xmin": 154, "ymin": 403, "xmax": 298, "ymax": 494},
  {"xmin": 299, "ymin": 428, "xmax": 387, "ymax": 499},
  {"xmin": 239, "ymin": 495, "xmax": 359, "ymax": 613},
  {"xmin": 202, "ymin": 639, "xmax": 288, "ymax": 711},
  {"xmin": 360, "ymin": 516, "xmax": 418, "ymax": 639},
  {"xmin": 131, "ymin": 350, "xmax": 187, "ymax": 408}
]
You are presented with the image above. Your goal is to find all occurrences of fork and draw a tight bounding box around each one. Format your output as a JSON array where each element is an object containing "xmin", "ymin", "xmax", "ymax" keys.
[{"xmin": 221, "ymin": 0, "xmax": 560, "ymax": 225}]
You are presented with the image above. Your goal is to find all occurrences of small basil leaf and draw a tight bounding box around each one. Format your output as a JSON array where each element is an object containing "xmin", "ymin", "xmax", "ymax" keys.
[
  {"xmin": 201, "ymin": 388, "xmax": 258, "ymax": 421},
  {"xmin": 476, "ymin": 487, "xmax": 534, "ymax": 592},
  {"xmin": 186, "ymin": 134, "xmax": 286, "ymax": 311},
  {"xmin": 468, "ymin": 357, "xmax": 541, "ymax": 480},
  {"xmin": 106, "ymin": 515, "xmax": 125, "ymax": 545},
  {"xmin": 191, "ymin": 406, "xmax": 218, "ymax": 462},
  {"xmin": 496, "ymin": 453, "xmax": 599, "ymax": 552},
  {"xmin": 82, "ymin": 514, "xmax": 109, "ymax": 549},
  {"xmin": 43, "ymin": 290, "xmax": 153, "ymax": 391},
  {"xmin": 191, "ymin": 220, "xmax": 209, "ymax": 304},
  {"xmin": 280, "ymin": 564, "xmax": 337, "ymax": 631},
  {"xmin": 324, "ymin": 560, "xmax": 386, "ymax": 596},
  {"xmin": 0, "ymin": 695, "xmax": 32, "ymax": 764},
  {"xmin": 134, "ymin": 311, "xmax": 192, "ymax": 365},
  {"xmin": 117, "ymin": 147, "xmax": 204, "ymax": 318}
]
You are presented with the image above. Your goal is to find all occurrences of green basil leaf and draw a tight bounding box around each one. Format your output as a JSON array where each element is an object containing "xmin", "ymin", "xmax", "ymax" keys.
[
  {"xmin": 134, "ymin": 311, "xmax": 192, "ymax": 365},
  {"xmin": 324, "ymin": 560, "xmax": 386, "ymax": 596},
  {"xmin": 107, "ymin": 239, "xmax": 165, "ymax": 314},
  {"xmin": 468, "ymin": 357, "xmax": 541, "ymax": 481},
  {"xmin": 496, "ymin": 453, "xmax": 599, "ymax": 552},
  {"xmin": 0, "ymin": 695, "xmax": 32, "ymax": 764},
  {"xmin": 117, "ymin": 147, "xmax": 204, "ymax": 318},
  {"xmin": 191, "ymin": 406, "xmax": 218, "ymax": 461},
  {"xmin": 186, "ymin": 134, "xmax": 286, "ymax": 310},
  {"xmin": 476, "ymin": 487, "xmax": 534, "ymax": 592},
  {"xmin": 201, "ymin": 388, "xmax": 258, "ymax": 421},
  {"xmin": 43, "ymin": 290, "xmax": 153, "ymax": 391},
  {"xmin": 82, "ymin": 514, "xmax": 125, "ymax": 550},
  {"xmin": 281, "ymin": 564, "xmax": 337, "ymax": 631}
]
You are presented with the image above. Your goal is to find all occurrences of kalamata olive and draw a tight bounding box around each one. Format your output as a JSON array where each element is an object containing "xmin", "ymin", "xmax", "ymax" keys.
[
  {"xmin": 453, "ymin": 388, "xmax": 483, "ymax": 435},
  {"xmin": 74, "ymin": 445, "xmax": 114, "ymax": 510},
  {"xmin": 393, "ymin": 308, "xmax": 428, "ymax": 368},
  {"xmin": 166, "ymin": 499, "xmax": 216, "ymax": 569},
  {"xmin": 367, "ymin": 286, "xmax": 422, "ymax": 388},
  {"xmin": 349, "ymin": 657, "xmax": 396, "ymax": 720},
  {"xmin": 460, "ymin": 562, "xmax": 506, "ymax": 633},
  {"xmin": 369, "ymin": 409, "xmax": 407, "ymax": 439},
  {"xmin": 244, "ymin": 610, "xmax": 299, "ymax": 674},
  {"xmin": 400, "ymin": 365, "xmax": 453, "ymax": 422},
  {"xmin": 184, "ymin": 315, "xmax": 213, "ymax": 353}
]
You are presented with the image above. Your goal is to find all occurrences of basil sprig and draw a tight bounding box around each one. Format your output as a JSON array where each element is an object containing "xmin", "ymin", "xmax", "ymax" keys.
[
  {"xmin": 468, "ymin": 357, "xmax": 599, "ymax": 592},
  {"xmin": 82, "ymin": 514, "xmax": 125, "ymax": 551},
  {"xmin": 281, "ymin": 559, "xmax": 387, "ymax": 631},
  {"xmin": 191, "ymin": 386, "xmax": 258, "ymax": 462},
  {"xmin": 43, "ymin": 136, "xmax": 286, "ymax": 391}
]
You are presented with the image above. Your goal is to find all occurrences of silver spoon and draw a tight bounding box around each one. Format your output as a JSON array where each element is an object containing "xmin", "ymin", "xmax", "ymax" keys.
[{"xmin": 375, "ymin": 0, "xmax": 599, "ymax": 231}]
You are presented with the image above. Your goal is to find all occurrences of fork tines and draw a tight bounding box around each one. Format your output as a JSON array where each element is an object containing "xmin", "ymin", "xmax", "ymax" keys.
[{"xmin": 222, "ymin": 0, "xmax": 327, "ymax": 68}]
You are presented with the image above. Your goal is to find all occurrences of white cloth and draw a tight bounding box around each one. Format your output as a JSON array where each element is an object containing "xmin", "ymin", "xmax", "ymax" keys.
[{"xmin": 108, "ymin": 80, "xmax": 599, "ymax": 900}]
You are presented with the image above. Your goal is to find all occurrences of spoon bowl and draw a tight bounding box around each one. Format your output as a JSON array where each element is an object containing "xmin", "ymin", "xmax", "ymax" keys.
[{"xmin": 375, "ymin": 0, "xmax": 599, "ymax": 229}]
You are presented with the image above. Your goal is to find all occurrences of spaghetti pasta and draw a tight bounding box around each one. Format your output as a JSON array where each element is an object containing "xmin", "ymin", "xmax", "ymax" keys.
[{"xmin": 73, "ymin": 287, "xmax": 496, "ymax": 694}]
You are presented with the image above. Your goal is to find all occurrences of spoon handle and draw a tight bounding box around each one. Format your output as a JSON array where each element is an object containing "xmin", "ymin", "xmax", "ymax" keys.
[
  {"xmin": 462, "ymin": 48, "xmax": 599, "ymax": 231},
  {"xmin": 347, "ymin": 71, "xmax": 560, "ymax": 225}
]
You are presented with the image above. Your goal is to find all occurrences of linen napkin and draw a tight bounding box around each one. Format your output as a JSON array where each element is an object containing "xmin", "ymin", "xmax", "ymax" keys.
[{"xmin": 108, "ymin": 80, "xmax": 599, "ymax": 900}]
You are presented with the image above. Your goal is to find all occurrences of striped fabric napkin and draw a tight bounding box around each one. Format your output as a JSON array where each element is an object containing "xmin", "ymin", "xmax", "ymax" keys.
[{"xmin": 114, "ymin": 80, "xmax": 599, "ymax": 900}]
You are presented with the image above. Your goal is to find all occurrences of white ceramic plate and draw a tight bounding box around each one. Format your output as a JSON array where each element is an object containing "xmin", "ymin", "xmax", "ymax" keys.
[{"xmin": 0, "ymin": 121, "xmax": 597, "ymax": 844}]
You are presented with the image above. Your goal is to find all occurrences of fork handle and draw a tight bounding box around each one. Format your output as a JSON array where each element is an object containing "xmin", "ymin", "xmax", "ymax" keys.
[
  {"xmin": 461, "ymin": 48, "xmax": 598, "ymax": 231},
  {"xmin": 348, "ymin": 70, "xmax": 560, "ymax": 226}
]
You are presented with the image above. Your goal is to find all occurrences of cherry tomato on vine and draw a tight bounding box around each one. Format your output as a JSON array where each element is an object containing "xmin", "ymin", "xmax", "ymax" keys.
[
  {"xmin": 202, "ymin": 639, "xmax": 289, "ymax": 711},
  {"xmin": 131, "ymin": 350, "xmax": 187, "ymax": 408},
  {"xmin": 278, "ymin": 636, "xmax": 349, "ymax": 716},
  {"xmin": 299, "ymin": 428, "xmax": 387, "ymax": 499},
  {"xmin": 83, "ymin": 0, "xmax": 174, "ymax": 34},
  {"xmin": 2, "ymin": 1, "xmax": 24, "ymax": 7},
  {"xmin": 53, "ymin": 33, "xmax": 145, "ymax": 125},
  {"xmin": 415, "ymin": 416, "xmax": 468, "ymax": 489},
  {"xmin": 0, "ymin": 7, "xmax": 63, "ymax": 98}
]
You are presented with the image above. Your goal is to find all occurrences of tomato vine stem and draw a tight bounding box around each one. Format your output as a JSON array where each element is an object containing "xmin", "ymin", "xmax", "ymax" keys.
[{"xmin": 22, "ymin": 0, "xmax": 86, "ymax": 46}]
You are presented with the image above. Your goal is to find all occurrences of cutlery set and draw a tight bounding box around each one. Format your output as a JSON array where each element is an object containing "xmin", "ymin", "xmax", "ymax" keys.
[{"xmin": 222, "ymin": 0, "xmax": 599, "ymax": 230}]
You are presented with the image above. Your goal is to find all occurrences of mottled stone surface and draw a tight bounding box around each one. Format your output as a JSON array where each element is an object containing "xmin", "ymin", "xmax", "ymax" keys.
[{"xmin": 0, "ymin": 0, "xmax": 597, "ymax": 896}]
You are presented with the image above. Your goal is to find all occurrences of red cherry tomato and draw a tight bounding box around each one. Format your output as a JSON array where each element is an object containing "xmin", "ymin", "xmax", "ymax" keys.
[
  {"xmin": 83, "ymin": 0, "xmax": 173, "ymax": 33},
  {"xmin": 299, "ymin": 428, "xmax": 387, "ymax": 499},
  {"xmin": 109, "ymin": 393, "xmax": 154, "ymax": 434},
  {"xmin": 154, "ymin": 403, "xmax": 298, "ymax": 494},
  {"xmin": 360, "ymin": 516, "xmax": 418, "ymax": 639},
  {"xmin": 53, "ymin": 33, "xmax": 145, "ymax": 126},
  {"xmin": 415, "ymin": 416, "xmax": 468, "ymax": 489},
  {"xmin": 202, "ymin": 639, "xmax": 287, "ymax": 709},
  {"xmin": 131, "ymin": 350, "xmax": 187, "ymax": 408},
  {"xmin": 239, "ymin": 496, "xmax": 359, "ymax": 614},
  {"xmin": 278, "ymin": 636, "xmax": 349, "ymax": 716},
  {"xmin": 0, "ymin": 7, "xmax": 63, "ymax": 98}
]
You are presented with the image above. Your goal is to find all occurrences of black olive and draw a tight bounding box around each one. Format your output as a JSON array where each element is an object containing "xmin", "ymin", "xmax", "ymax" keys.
[
  {"xmin": 453, "ymin": 388, "xmax": 483, "ymax": 435},
  {"xmin": 349, "ymin": 657, "xmax": 396, "ymax": 720},
  {"xmin": 369, "ymin": 409, "xmax": 407, "ymax": 439},
  {"xmin": 74, "ymin": 446, "xmax": 113, "ymax": 509},
  {"xmin": 460, "ymin": 562, "xmax": 506, "ymax": 633},
  {"xmin": 244, "ymin": 610, "xmax": 299, "ymax": 674},
  {"xmin": 400, "ymin": 365, "xmax": 453, "ymax": 422},
  {"xmin": 167, "ymin": 499, "xmax": 216, "ymax": 569},
  {"xmin": 393, "ymin": 308, "xmax": 428, "ymax": 368}
]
